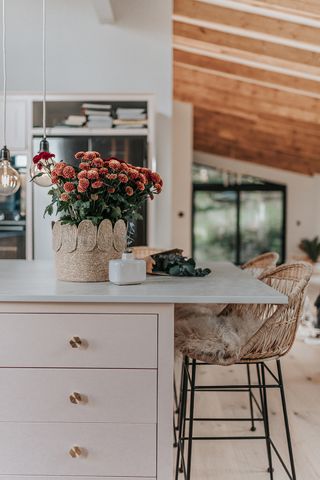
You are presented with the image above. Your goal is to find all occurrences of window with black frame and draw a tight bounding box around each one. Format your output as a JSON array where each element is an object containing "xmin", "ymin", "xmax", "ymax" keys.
[{"xmin": 192, "ymin": 164, "xmax": 286, "ymax": 265}]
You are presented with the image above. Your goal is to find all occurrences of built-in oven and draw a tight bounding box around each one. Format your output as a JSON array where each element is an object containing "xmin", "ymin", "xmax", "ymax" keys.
[{"xmin": 0, "ymin": 155, "xmax": 27, "ymax": 259}]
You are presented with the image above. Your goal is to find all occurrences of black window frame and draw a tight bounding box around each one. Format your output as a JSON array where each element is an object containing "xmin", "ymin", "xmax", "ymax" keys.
[{"xmin": 192, "ymin": 181, "xmax": 287, "ymax": 265}]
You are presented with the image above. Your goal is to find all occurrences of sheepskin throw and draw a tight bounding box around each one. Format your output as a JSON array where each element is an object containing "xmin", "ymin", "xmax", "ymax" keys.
[{"xmin": 175, "ymin": 304, "xmax": 265, "ymax": 366}]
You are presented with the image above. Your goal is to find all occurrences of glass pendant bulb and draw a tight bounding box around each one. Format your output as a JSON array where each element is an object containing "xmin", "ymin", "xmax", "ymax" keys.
[
  {"xmin": 0, "ymin": 146, "xmax": 20, "ymax": 196},
  {"xmin": 30, "ymin": 138, "xmax": 53, "ymax": 187}
]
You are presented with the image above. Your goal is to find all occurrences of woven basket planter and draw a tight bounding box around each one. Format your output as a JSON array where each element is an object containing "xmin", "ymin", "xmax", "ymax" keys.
[{"xmin": 52, "ymin": 219, "xmax": 127, "ymax": 282}]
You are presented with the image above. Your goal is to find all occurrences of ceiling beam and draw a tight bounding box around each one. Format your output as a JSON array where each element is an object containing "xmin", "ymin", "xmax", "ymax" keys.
[
  {"xmin": 173, "ymin": 34, "xmax": 320, "ymax": 78},
  {"xmin": 199, "ymin": 0, "xmax": 320, "ymax": 26},
  {"xmin": 230, "ymin": 0, "xmax": 320, "ymax": 21},
  {"xmin": 93, "ymin": 0, "xmax": 115, "ymax": 24},
  {"xmin": 173, "ymin": 48, "xmax": 320, "ymax": 97},
  {"xmin": 174, "ymin": 0, "xmax": 320, "ymax": 45},
  {"xmin": 194, "ymin": 107, "xmax": 319, "ymax": 175},
  {"xmin": 174, "ymin": 21, "xmax": 320, "ymax": 68},
  {"xmin": 174, "ymin": 63, "xmax": 320, "ymax": 124}
]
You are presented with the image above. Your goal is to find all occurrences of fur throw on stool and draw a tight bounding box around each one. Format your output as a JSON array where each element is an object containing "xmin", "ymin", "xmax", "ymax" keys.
[{"xmin": 175, "ymin": 304, "xmax": 264, "ymax": 366}]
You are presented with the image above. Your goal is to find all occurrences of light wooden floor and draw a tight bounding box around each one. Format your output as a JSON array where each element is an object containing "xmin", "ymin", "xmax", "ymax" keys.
[{"xmin": 174, "ymin": 340, "xmax": 320, "ymax": 479}]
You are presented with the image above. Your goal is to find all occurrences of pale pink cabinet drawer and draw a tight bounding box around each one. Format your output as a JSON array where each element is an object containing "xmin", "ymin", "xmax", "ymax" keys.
[
  {"xmin": 0, "ymin": 368, "xmax": 157, "ymax": 423},
  {"xmin": 0, "ymin": 477, "xmax": 155, "ymax": 480},
  {"xmin": 0, "ymin": 313, "xmax": 157, "ymax": 368},
  {"xmin": 0, "ymin": 423, "xmax": 156, "ymax": 477}
]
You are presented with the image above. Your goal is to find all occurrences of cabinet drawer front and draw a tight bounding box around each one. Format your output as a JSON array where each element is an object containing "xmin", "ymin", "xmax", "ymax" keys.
[
  {"xmin": 0, "ymin": 368, "xmax": 156, "ymax": 423},
  {"xmin": 0, "ymin": 477, "xmax": 155, "ymax": 480},
  {"xmin": 0, "ymin": 423, "xmax": 156, "ymax": 477},
  {"xmin": 0, "ymin": 313, "xmax": 157, "ymax": 368}
]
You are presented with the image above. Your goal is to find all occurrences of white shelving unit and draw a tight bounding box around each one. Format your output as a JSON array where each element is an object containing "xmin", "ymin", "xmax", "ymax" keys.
[{"xmin": 32, "ymin": 127, "xmax": 149, "ymax": 137}]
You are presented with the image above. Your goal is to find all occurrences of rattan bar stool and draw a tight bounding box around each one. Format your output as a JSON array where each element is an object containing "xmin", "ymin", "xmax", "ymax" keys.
[
  {"xmin": 242, "ymin": 252, "xmax": 279, "ymax": 278},
  {"xmin": 175, "ymin": 262, "xmax": 312, "ymax": 480},
  {"xmin": 174, "ymin": 251, "xmax": 280, "ymax": 443}
]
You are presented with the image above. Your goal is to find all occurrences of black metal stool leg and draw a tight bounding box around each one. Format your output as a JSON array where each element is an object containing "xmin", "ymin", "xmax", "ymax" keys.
[
  {"xmin": 173, "ymin": 413, "xmax": 178, "ymax": 447},
  {"xmin": 176, "ymin": 356, "xmax": 189, "ymax": 479},
  {"xmin": 246, "ymin": 364, "xmax": 256, "ymax": 431},
  {"xmin": 174, "ymin": 371, "xmax": 179, "ymax": 413},
  {"xmin": 261, "ymin": 363, "xmax": 274, "ymax": 479},
  {"xmin": 185, "ymin": 359, "xmax": 197, "ymax": 480},
  {"xmin": 179, "ymin": 357, "xmax": 189, "ymax": 474},
  {"xmin": 277, "ymin": 359, "xmax": 297, "ymax": 480}
]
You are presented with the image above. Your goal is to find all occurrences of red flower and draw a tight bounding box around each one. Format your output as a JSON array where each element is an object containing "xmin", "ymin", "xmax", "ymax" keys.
[
  {"xmin": 87, "ymin": 169, "xmax": 99, "ymax": 180},
  {"xmin": 106, "ymin": 173, "xmax": 117, "ymax": 180},
  {"xmin": 32, "ymin": 151, "xmax": 55, "ymax": 164},
  {"xmin": 138, "ymin": 173, "xmax": 147, "ymax": 184},
  {"xmin": 64, "ymin": 182, "xmax": 75, "ymax": 193},
  {"xmin": 59, "ymin": 193, "xmax": 70, "ymax": 202},
  {"xmin": 99, "ymin": 167, "xmax": 108, "ymax": 175},
  {"xmin": 128, "ymin": 168, "xmax": 139, "ymax": 180},
  {"xmin": 125, "ymin": 186, "xmax": 134, "ymax": 196},
  {"xmin": 91, "ymin": 180, "xmax": 103, "ymax": 189},
  {"xmin": 52, "ymin": 162, "xmax": 66, "ymax": 176},
  {"xmin": 83, "ymin": 151, "xmax": 99, "ymax": 161},
  {"xmin": 92, "ymin": 157, "xmax": 104, "ymax": 168},
  {"xmin": 75, "ymin": 151, "xmax": 85, "ymax": 160},
  {"xmin": 120, "ymin": 163, "xmax": 129, "ymax": 171},
  {"xmin": 136, "ymin": 182, "xmax": 145, "ymax": 191},
  {"xmin": 79, "ymin": 162, "xmax": 91, "ymax": 170},
  {"xmin": 154, "ymin": 183, "xmax": 162, "ymax": 193},
  {"xmin": 150, "ymin": 171, "xmax": 161, "ymax": 184},
  {"xmin": 51, "ymin": 173, "xmax": 59, "ymax": 184},
  {"xmin": 108, "ymin": 159, "xmax": 121, "ymax": 170},
  {"xmin": 77, "ymin": 170, "xmax": 88, "ymax": 179},
  {"xmin": 118, "ymin": 173, "xmax": 129, "ymax": 183},
  {"xmin": 62, "ymin": 166, "xmax": 76, "ymax": 179},
  {"xmin": 107, "ymin": 187, "xmax": 115, "ymax": 194},
  {"xmin": 78, "ymin": 178, "xmax": 89, "ymax": 193}
]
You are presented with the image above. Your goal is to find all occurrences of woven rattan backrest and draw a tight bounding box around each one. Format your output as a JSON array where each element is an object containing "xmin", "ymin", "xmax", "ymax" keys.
[
  {"xmin": 239, "ymin": 262, "xmax": 312, "ymax": 361},
  {"xmin": 242, "ymin": 252, "xmax": 279, "ymax": 278}
]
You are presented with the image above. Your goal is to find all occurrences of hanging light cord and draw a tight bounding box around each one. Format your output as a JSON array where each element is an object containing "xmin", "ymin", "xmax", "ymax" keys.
[
  {"xmin": 2, "ymin": 0, "xmax": 7, "ymax": 147},
  {"xmin": 42, "ymin": 0, "xmax": 46, "ymax": 139}
]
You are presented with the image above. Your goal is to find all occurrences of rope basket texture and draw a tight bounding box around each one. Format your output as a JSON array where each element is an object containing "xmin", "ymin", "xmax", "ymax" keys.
[{"xmin": 52, "ymin": 219, "xmax": 127, "ymax": 282}]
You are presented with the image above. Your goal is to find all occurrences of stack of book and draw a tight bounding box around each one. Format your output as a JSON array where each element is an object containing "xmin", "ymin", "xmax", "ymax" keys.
[
  {"xmin": 114, "ymin": 108, "xmax": 147, "ymax": 129},
  {"xmin": 82, "ymin": 103, "xmax": 113, "ymax": 129},
  {"xmin": 62, "ymin": 115, "xmax": 87, "ymax": 127}
]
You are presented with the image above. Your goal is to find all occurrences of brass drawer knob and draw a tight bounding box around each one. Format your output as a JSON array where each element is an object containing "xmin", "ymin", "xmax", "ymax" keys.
[
  {"xmin": 69, "ymin": 336, "xmax": 82, "ymax": 348},
  {"xmin": 69, "ymin": 446, "xmax": 82, "ymax": 458},
  {"xmin": 69, "ymin": 392, "xmax": 82, "ymax": 404}
]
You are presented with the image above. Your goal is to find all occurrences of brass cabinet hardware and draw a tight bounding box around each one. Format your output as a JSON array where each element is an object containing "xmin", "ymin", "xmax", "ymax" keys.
[
  {"xmin": 69, "ymin": 336, "xmax": 82, "ymax": 348},
  {"xmin": 69, "ymin": 392, "xmax": 82, "ymax": 404},
  {"xmin": 69, "ymin": 446, "xmax": 82, "ymax": 458}
]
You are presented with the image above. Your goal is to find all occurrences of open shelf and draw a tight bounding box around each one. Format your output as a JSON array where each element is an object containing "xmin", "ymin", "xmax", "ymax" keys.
[{"xmin": 32, "ymin": 127, "xmax": 149, "ymax": 137}]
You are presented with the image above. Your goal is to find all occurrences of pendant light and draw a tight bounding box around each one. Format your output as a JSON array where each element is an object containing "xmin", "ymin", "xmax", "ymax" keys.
[
  {"xmin": 0, "ymin": 0, "xmax": 20, "ymax": 196},
  {"xmin": 30, "ymin": 0, "xmax": 53, "ymax": 187}
]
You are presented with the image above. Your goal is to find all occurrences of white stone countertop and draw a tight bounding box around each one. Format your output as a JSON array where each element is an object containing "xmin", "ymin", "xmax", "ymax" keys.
[{"xmin": 0, "ymin": 260, "xmax": 287, "ymax": 304}]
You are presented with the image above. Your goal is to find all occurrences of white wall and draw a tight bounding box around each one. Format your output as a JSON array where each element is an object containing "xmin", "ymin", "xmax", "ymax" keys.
[
  {"xmin": 0, "ymin": 0, "xmax": 173, "ymax": 248},
  {"xmin": 194, "ymin": 150, "xmax": 320, "ymax": 259},
  {"xmin": 172, "ymin": 101, "xmax": 193, "ymax": 255}
]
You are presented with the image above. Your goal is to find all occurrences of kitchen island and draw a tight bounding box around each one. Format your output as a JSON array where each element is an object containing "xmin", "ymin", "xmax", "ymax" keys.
[{"xmin": 0, "ymin": 260, "xmax": 287, "ymax": 479}]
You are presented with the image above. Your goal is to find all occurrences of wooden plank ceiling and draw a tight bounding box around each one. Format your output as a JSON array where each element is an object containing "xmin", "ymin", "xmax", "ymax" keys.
[{"xmin": 173, "ymin": 0, "xmax": 320, "ymax": 175}]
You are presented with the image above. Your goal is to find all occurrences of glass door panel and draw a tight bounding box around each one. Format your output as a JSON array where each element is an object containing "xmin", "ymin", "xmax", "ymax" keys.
[
  {"xmin": 193, "ymin": 190, "xmax": 237, "ymax": 263},
  {"xmin": 240, "ymin": 191, "xmax": 284, "ymax": 264}
]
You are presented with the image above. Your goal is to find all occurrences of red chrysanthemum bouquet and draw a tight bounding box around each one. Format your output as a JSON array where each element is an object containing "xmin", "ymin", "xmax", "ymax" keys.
[{"xmin": 31, "ymin": 150, "xmax": 163, "ymax": 225}]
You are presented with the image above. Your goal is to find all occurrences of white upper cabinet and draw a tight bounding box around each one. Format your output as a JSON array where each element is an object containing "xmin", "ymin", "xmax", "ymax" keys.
[{"xmin": 0, "ymin": 99, "xmax": 28, "ymax": 152}]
